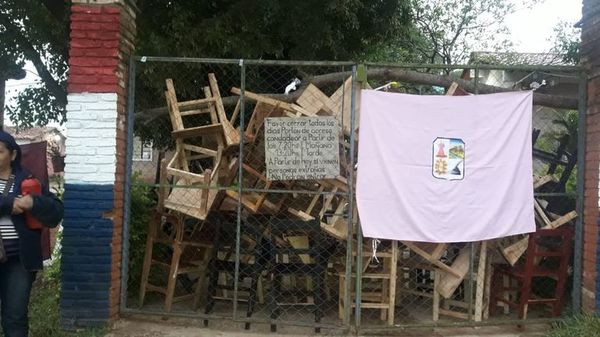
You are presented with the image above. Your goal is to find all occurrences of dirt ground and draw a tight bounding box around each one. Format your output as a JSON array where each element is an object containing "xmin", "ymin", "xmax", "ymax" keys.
[{"xmin": 104, "ymin": 316, "xmax": 551, "ymax": 337}]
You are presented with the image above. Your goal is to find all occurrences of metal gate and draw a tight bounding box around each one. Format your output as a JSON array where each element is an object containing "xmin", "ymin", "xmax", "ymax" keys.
[{"xmin": 120, "ymin": 57, "xmax": 585, "ymax": 334}]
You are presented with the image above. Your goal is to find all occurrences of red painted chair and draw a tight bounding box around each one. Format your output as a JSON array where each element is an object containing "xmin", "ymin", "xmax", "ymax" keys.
[{"xmin": 491, "ymin": 226, "xmax": 573, "ymax": 319}]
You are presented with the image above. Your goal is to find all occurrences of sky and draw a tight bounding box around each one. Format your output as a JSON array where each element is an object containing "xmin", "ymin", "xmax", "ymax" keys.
[
  {"xmin": 506, "ymin": 0, "xmax": 582, "ymax": 53},
  {"xmin": 3, "ymin": 0, "xmax": 584, "ymax": 127}
]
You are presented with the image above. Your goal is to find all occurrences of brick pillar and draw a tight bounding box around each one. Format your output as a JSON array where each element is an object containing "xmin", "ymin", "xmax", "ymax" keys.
[
  {"xmin": 581, "ymin": 0, "xmax": 600, "ymax": 313},
  {"xmin": 60, "ymin": 0, "xmax": 135, "ymax": 328}
]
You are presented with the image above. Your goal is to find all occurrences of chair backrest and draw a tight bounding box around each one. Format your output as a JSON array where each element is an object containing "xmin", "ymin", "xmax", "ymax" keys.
[
  {"xmin": 523, "ymin": 225, "xmax": 574, "ymax": 274},
  {"xmin": 268, "ymin": 218, "xmax": 328, "ymax": 264}
]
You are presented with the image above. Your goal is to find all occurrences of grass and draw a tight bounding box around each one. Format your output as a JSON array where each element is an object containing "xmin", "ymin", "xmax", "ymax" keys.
[
  {"xmin": 27, "ymin": 258, "xmax": 107, "ymax": 337},
  {"xmin": 545, "ymin": 314, "xmax": 600, "ymax": 337}
]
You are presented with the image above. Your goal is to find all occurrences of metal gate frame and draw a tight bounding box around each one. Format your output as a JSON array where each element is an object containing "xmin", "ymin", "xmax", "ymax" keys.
[{"xmin": 118, "ymin": 56, "xmax": 586, "ymax": 333}]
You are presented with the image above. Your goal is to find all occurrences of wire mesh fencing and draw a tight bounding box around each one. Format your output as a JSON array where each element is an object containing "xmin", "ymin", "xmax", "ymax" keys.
[{"xmin": 123, "ymin": 57, "xmax": 583, "ymax": 333}]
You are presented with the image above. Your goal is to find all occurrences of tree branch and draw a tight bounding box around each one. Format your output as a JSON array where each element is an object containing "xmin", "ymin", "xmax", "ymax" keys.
[
  {"xmin": 134, "ymin": 68, "xmax": 578, "ymax": 127},
  {"xmin": 0, "ymin": 16, "xmax": 67, "ymax": 107}
]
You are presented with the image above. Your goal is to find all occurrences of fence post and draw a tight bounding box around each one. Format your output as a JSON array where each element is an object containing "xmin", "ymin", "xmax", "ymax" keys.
[
  {"xmin": 120, "ymin": 55, "xmax": 137, "ymax": 311},
  {"xmin": 572, "ymin": 70, "xmax": 587, "ymax": 314},
  {"xmin": 351, "ymin": 64, "xmax": 363, "ymax": 330},
  {"xmin": 233, "ymin": 59, "xmax": 246, "ymax": 320}
]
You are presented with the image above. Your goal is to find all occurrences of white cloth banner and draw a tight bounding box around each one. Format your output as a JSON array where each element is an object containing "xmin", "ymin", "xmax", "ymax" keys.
[{"xmin": 356, "ymin": 90, "xmax": 535, "ymax": 242}]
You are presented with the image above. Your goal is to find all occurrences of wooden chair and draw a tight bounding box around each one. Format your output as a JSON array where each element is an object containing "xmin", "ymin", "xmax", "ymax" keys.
[
  {"xmin": 138, "ymin": 157, "xmax": 214, "ymax": 312},
  {"xmin": 138, "ymin": 210, "xmax": 212, "ymax": 312},
  {"xmin": 491, "ymin": 226, "xmax": 574, "ymax": 319},
  {"xmin": 162, "ymin": 75, "xmax": 231, "ymax": 220},
  {"xmin": 267, "ymin": 218, "xmax": 331, "ymax": 333},
  {"xmin": 287, "ymin": 178, "xmax": 351, "ymax": 242},
  {"xmin": 203, "ymin": 214, "xmax": 268, "ymax": 330},
  {"xmin": 432, "ymin": 242, "xmax": 490, "ymax": 322},
  {"xmin": 338, "ymin": 240, "xmax": 398, "ymax": 325}
]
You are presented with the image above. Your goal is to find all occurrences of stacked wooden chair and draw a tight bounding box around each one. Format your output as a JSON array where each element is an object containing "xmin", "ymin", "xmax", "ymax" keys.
[
  {"xmin": 204, "ymin": 214, "xmax": 268, "ymax": 330},
  {"xmin": 161, "ymin": 75, "xmax": 232, "ymax": 221},
  {"xmin": 138, "ymin": 204, "xmax": 213, "ymax": 312},
  {"xmin": 268, "ymin": 218, "xmax": 332, "ymax": 333},
  {"xmin": 491, "ymin": 226, "xmax": 574, "ymax": 318},
  {"xmin": 338, "ymin": 240, "xmax": 399, "ymax": 325}
]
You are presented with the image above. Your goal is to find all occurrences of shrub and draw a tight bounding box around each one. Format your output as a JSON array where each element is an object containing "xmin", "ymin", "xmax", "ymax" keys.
[{"xmin": 546, "ymin": 314, "xmax": 600, "ymax": 337}]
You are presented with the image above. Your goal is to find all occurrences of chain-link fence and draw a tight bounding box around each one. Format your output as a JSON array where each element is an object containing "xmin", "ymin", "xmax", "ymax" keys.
[{"xmin": 121, "ymin": 57, "xmax": 584, "ymax": 334}]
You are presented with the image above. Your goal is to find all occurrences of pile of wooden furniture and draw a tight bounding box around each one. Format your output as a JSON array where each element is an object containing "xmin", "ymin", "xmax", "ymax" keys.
[{"xmin": 137, "ymin": 74, "xmax": 578, "ymax": 326}]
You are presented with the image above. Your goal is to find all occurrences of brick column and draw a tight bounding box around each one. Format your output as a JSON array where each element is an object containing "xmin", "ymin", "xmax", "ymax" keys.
[
  {"xmin": 60, "ymin": 0, "xmax": 135, "ymax": 328},
  {"xmin": 581, "ymin": 0, "xmax": 600, "ymax": 313}
]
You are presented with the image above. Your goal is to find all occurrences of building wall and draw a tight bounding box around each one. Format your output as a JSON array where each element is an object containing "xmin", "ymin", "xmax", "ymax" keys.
[{"xmin": 581, "ymin": 0, "xmax": 600, "ymax": 313}]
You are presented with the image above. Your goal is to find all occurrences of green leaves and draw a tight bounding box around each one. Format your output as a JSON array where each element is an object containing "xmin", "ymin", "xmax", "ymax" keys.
[{"xmin": 1, "ymin": 0, "xmax": 69, "ymax": 127}]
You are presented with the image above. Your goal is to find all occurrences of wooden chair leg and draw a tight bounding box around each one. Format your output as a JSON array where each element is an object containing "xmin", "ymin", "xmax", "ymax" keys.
[
  {"xmin": 193, "ymin": 246, "xmax": 212, "ymax": 310},
  {"xmin": 502, "ymin": 275, "xmax": 510, "ymax": 314},
  {"xmin": 164, "ymin": 240, "xmax": 183, "ymax": 313},
  {"xmin": 138, "ymin": 215, "xmax": 159, "ymax": 307},
  {"xmin": 433, "ymin": 272, "xmax": 440, "ymax": 321},
  {"xmin": 338, "ymin": 275, "xmax": 345, "ymax": 321},
  {"xmin": 380, "ymin": 276, "xmax": 388, "ymax": 321},
  {"xmin": 388, "ymin": 241, "xmax": 398, "ymax": 325},
  {"xmin": 519, "ymin": 279, "xmax": 532, "ymax": 319},
  {"xmin": 269, "ymin": 274, "xmax": 280, "ymax": 333}
]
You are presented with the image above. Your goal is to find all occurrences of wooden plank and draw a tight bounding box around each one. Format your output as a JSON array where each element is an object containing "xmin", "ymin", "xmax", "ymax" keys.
[
  {"xmin": 208, "ymin": 73, "xmax": 240, "ymax": 147},
  {"xmin": 306, "ymin": 186, "xmax": 325, "ymax": 215},
  {"xmin": 534, "ymin": 199, "xmax": 552, "ymax": 226},
  {"xmin": 502, "ymin": 210, "xmax": 577, "ymax": 265},
  {"xmin": 230, "ymin": 98, "xmax": 241, "ymax": 125},
  {"xmin": 446, "ymin": 82, "xmax": 459, "ymax": 96},
  {"xmin": 473, "ymin": 241, "xmax": 487, "ymax": 322},
  {"xmin": 388, "ymin": 241, "xmax": 398, "ymax": 325},
  {"xmin": 202, "ymin": 86, "xmax": 219, "ymax": 124},
  {"xmin": 402, "ymin": 242, "xmax": 461, "ymax": 278},
  {"xmin": 200, "ymin": 169, "xmax": 211, "ymax": 214},
  {"xmin": 166, "ymin": 167, "xmax": 206, "ymax": 183},
  {"xmin": 437, "ymin": 245, "xmax": 472, "ymax": 299},
  {"xmin": 433, "ymin": 272, "xmax": 440, "ymax": 321},
  {"xmin": 179, "ymin": 108, "xmax": 212, "ymax": 116},
  {"xmin": 482, "ymin": 250, "xmax": 492, "ymax": 320},
  {"xmin": 202, "ymin": 87, "xmax": 225, "ymax": 152},
  {"xmin": 533, "ymin": 175, "xmax": 557, "ymax": 189},
  {"xmin": 171, "ymin": 124, "xmax": 223, "ymax": 139},
  {"xmin": 230, "ymin": 87, "xmax": 294, "ymax": 111},
  {"xmin": 296, "ymin": 83, "xmax": 336, "ymax": 116},
  {"xmin": 502, "ymin": 237, "xmax": 529, "ymax": 266},
  {"xmin": 285, "ymin": 235, "xmax": 311, "ymax": 264},
  {"xmin": 182, "ymin": 144, "xmax": 218, "ymax": 157},
  {"xmin": 548, "ymin": 210, "xmax": 578, "ymax": 229},
  {"xmin": 165, "ymin": 79, "xmax": 184, "ymax": 131},
  {"xmin": 330, "ymin": 77, "xmax": 353, "ymax": 135},
  {"xmin": 287, "ymin": 208, "xmax": 347, "ymax": 241}
]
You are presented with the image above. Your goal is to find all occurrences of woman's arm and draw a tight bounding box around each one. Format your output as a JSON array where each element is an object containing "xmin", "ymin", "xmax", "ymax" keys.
[
  {"xmin": 30, "ymin": 189, "xmax": 64, "ymax": 228},
  {"xmin": 0, "ymin": 195, "xmax": 15, "ymax": 217}
]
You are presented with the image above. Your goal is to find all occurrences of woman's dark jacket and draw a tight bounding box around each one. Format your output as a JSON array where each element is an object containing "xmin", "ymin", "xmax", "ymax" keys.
[{"xmin": 0, "ymin": 168, "xmax": 64, "ymax": 271}]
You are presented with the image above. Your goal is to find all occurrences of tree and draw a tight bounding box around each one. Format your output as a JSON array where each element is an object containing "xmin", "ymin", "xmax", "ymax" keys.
[
  {"xmin": 0, "ymin": 0, "xmax": 69, "ymax": 127},
  {"xmin": 549, "ymin": 20, "xmax": 580, "ymax": 64},
  {"xmin": 405, "ymin": 0, "xmax": 540, "ymax": 66},
  {"xmin": 1, "ymin": 0, "xmax": 414, "ymax": 128},
  {"xmin": 131, "ymin": 0, "xmax": 415, "ymax": 143},
  {"xmin": 136, "ymin": 0, "xmax": 412, "ymax": 60}
]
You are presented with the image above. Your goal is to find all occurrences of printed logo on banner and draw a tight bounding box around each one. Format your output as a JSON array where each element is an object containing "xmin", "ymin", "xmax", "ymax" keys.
[{"xmin": 432, "ymin": 137, "xmax": 465, "ymax": 180}]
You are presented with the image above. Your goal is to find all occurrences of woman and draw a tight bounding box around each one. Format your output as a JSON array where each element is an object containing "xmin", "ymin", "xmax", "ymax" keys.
[{"xmin": 0, "ymin": 131, "xmax": 64, "ymax": 337}]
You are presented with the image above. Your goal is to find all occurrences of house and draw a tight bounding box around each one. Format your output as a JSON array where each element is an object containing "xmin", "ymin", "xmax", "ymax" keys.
[{"xmin": 5, "ymin": 126, "xmax": 66, "ymax": 177}]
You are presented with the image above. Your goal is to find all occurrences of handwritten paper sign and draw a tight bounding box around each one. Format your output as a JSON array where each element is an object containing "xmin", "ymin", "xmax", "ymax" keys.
[{"xmin": 265, "ymin": 117, "xmax": 340, "ymax": 180}]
